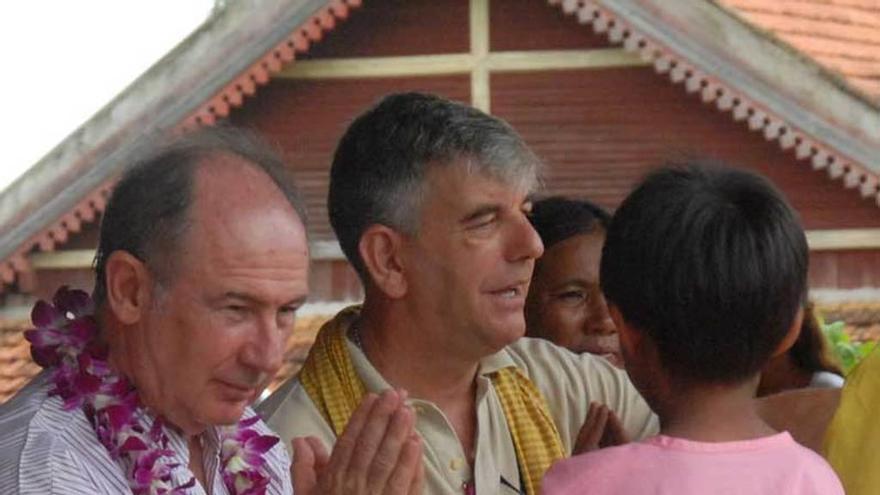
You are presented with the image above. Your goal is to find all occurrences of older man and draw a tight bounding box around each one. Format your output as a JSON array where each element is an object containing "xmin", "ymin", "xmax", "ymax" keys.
[
  {"xmin": 0, "ymin": 128, "xmax": 422, "ymax": 494},
  {"xmin": 260, "ymin": 93, "xmax": 657, "ymax": 494}
]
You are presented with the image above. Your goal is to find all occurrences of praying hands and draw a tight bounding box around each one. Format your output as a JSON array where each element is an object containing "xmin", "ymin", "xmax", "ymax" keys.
[{"xmin": 291, "ymin": 390, "xmax": 424, "ymax": 494}]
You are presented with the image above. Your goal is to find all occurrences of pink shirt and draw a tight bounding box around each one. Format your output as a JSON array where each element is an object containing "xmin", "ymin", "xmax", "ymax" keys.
[{"xmin": 543, "ymin": 432, "xmax": 844, "ymax": 495}]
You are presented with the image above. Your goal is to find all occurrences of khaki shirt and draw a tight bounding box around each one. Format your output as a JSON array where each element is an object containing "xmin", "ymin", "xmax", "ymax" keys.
[{"xmin": 259, "ymin": 336, "xmax": 657, "ymax": 494}]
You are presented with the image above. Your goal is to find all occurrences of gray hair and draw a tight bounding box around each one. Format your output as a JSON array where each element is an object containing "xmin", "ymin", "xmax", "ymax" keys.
[
  {"xmin": 328, "ymin": 92, "xmax": 541, "ymax": 283},
  {"xmin": 93, "ymin": 125, "xmax": 306, "ymax": 305}
]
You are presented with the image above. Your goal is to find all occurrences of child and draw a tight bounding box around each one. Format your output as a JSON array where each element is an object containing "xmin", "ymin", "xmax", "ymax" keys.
[{"xmin": 542, "ymin": 163, "xmax": 844, "ymax": 494}]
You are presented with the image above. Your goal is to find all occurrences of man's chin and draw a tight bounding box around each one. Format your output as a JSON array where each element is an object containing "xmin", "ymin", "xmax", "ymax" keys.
[
  {"xmin": 483, "ymin": 320, "xmax": 526, "ymax": 351},
  {"xmin": 205, "ymin": 402, "xmax": 251, "ymax": 426}
]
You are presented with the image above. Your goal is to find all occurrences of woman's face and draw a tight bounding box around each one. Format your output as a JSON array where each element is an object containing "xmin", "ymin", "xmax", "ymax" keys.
[{"xmin": 526, "ymin": 230, "xmax": 621, "ymax": 366}]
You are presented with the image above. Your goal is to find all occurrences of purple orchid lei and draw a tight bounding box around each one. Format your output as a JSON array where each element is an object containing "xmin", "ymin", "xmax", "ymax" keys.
[{"xmin": 25, "ymin": 286, "xmax": 280, "ymax": 495}]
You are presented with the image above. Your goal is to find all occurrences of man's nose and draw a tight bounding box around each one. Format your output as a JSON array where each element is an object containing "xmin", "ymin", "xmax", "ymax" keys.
[
  {"xmin": 587, "ymin": 293, "xmax": 617, "ymax": 336},
  {"xmin": 241, "ymin": 316, "xmax": 287, "ymax": 374},
  {"xmin": 510, "ymin": 214, "xmax": 544, "ymax": 261}
]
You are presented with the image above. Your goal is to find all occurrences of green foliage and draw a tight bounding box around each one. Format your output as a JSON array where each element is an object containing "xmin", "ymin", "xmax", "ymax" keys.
[{"xmin": 821, "ymin": 318, "xmax": 877, "ymax": 375}]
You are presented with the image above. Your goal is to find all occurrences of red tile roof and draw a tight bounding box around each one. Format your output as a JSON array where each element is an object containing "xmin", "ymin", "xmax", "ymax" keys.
[
  {"xmin": 267, "ymin": 315, "xmax": 327, "ymax": 393},
  {"xmin": 0, "ymin": 0, "xmax": 362, "ymax": 294},
  {"xmin": 0, "ymin": 320, "xmax": 40, "ymax": 403},
  {"xmin": 5, "ymin": 300, "xmax": 880, "ymax": 404},
  {"xmin": 819, "ymin": 300, "xmax": 880, "ymax": 340},
  {"xmin": 720, "ymin": 0, "xmax": 880, "ymax": 101}
]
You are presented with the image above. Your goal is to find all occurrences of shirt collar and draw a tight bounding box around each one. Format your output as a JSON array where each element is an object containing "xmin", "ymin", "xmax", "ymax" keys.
[{"xmin": 346, "ymin": 330, "xmax": 518, "ymax": 392}]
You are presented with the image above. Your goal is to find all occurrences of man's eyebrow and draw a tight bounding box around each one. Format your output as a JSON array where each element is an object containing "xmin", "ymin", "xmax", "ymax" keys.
[
  {"xmin": 284, "ymin": 295, "xmax": 309, "ymax": 308},
  {"xmin": 220, "ymin": 292, "xmax": 258, "ymax": 304},
  {"xmin": 219, "ymin": 292, "xmax": 309, "ymax": 308}
]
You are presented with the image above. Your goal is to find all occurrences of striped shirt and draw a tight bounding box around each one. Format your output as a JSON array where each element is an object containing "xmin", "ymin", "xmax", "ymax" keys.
[{"xmin": 0, "ymin": 371, "xmax": 292, "ymax": 495}]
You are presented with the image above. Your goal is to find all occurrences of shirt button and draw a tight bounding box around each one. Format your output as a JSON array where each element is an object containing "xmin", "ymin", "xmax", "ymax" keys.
[{"xmin": 449, "ymin": 457, "xmax": 464, "ymax": 471}]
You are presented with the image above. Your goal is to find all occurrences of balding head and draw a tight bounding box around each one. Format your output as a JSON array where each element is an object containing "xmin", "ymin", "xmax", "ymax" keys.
[
  {"xmin": 96, "ymin": 128, "xmax": 310, "ymax": 432},
  {"xmin": 183, "ymin": 153, "xmax": 309, "ymax": 279},
  {"xmin": 94, "ymin": 126, "xmax": 306, "ymax": 304}
]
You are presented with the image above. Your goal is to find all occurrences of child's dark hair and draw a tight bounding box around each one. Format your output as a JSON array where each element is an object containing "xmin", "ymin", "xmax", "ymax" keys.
[
  {"xmin": 600, "ymin": 162, "xmax": 808, "ymax": 385},
  {"xmin": 529, "ymin": 196, "xmax": 611, "ymax": 249}
]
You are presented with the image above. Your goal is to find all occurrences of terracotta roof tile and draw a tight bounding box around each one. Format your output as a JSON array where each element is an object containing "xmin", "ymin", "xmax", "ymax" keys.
[
  {"xmin": 816, "ymin": 300, "xmax": 880, "ymax": 341},
  {"xmin": 268, "ymin": 315, "xmax": 328, "ymax": 392},
  {"xmin": 720, "ymin": 0, "xmax": 880, "ymax": 101},
  {"xmin": 3, "ymin": 301, "xmax": 879, "ymax": 403},
  {"xmin": 0, "ymin": 321, "xmax": 39, "ymax": 403}
]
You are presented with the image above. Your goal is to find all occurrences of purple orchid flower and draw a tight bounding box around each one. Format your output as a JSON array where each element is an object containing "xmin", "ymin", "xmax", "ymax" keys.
[
  {"xmin": 29, "ymin": 286, "xmax": 278, "ymax": 495},
  {"xmin": 52, "ymin": 286, "xmax": 94, "ymax": 319},
  {"xmin": 219, "ymin": 416, "xmax": 280, "ymax": 495}
]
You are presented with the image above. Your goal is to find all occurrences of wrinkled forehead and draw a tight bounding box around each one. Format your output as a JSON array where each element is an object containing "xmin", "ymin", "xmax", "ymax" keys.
[
  {"xmin": 436, "ymin": 153, "xmax": 542, "ymax": 195},
  {"xmin": 418, "ymin": 161, "xmax": 540, "ymax": 216}
]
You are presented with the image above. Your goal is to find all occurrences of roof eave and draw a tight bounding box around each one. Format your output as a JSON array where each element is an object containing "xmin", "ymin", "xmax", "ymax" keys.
[
  {"xmin": 0, "ymin": 0, "xmax": 331, "ymax": 264},
  {"xmin": 594, "ymin": 0, "xmax": 879, "ymax": 169}
]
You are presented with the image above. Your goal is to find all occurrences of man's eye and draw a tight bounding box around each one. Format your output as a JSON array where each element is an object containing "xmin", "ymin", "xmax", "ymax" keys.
[
  {"xmin": 279, "ymin": 306, "xmax": 299, "ymax": 317},
  {"xmin": 468, "ymin": 214, "xmax": 496, "ymax": 230},
  {"xmin": 277, "ymin": 306, "xmax": 299, "ymax": 326},
  {"xmin": 557, "ymin": 290, "xmax": 585, "ymax": 301},
  {"xmin": 224, "ymin": 305, "xmax": 249, "ymax": 316}
]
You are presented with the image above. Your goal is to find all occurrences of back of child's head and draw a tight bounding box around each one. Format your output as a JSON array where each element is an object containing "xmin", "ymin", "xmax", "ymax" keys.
[{"xmin": 600, "ymin": 161, "xmax": 808, "ymax": 385}]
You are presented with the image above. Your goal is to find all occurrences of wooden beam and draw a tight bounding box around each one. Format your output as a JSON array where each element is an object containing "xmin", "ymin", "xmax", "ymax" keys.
[
  {"xmin": 277, "ymin": 48, "xmax": 645, "ymax": 80},
  {"xmin": 485, "ymin": 49, "xmax": 647, "ymax": 72},
  {"xmin": 24, "ymin": 230, "xmax": 880, "ymax": 271},
  {"xmin": 807, "ymin": 229, "xmax": 880, "ymax": 251},
  {"xmin": 0, "ymin": 304, "xmax": 35, "ymax": 321},
  {"xmin": 28, "ymin": 242, "xmax": 348, "ymax": 270},
  {"xmin": 277, "ymin": 54, "xmax": 475, "ymax": 79},
  {"xmin": 310, "ymin": 241, "xmax": 345, "ymax": 260},
  {"xmin": 470, "ymin": 0, "xmax": 491, "ymax": 112},
  {"xmin": 30, "ymin": 250, "xmax": 96, "ymax": 270}
]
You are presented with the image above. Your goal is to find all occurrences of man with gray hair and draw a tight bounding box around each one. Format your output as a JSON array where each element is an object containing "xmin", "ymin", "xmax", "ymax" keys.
[
  {"xmin": 0, "ymin": 127, "xmax": 423, "ymax": 495},
  {"xmin": 260, "ymin": 93, "xmax": 657, "ymax": 494}
]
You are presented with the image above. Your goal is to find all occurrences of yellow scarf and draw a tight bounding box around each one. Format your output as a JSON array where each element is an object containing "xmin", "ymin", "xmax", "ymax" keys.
[
  {"xmin": 823, "ymin": 347, "xmax": 880, "ymax": 495},
  {"xmin": 299, "ymin": 306, "xmax": 565, "ymax": 495}
]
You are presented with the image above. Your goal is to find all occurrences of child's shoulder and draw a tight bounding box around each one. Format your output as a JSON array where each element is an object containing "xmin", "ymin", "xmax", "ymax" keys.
[
  {"xmin": 542, "ymin": 433, "xmax": 845, "ymax": 495},
  {"xmin": 776, "ymin": 437, "xmax": 845, "ymax": 491},
  {"xmin": 543, "ymin": 441, "xmax": 658, "ymax": 493}
]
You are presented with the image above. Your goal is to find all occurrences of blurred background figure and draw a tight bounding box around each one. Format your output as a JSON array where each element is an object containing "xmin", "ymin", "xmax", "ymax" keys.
[
  {"xmin": 526, "ymin": 196, "xmax": 621, "ymax": 366},
  {"xmin": 758, "ymin": 302, "xmax": 845, "ymax": 397}
]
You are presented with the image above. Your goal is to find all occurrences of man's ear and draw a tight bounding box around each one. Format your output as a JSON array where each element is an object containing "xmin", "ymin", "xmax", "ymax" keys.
[
  {"xmin": 609, "ymin": 304, "xmax": 640, "ymax": 352},
  {"xmin": 358, "ymin": 225, "xmax": 408, "ymax": 299},
  {"xmin": 104, "ymin": 251, "xmax": 153, "ymax": 325},
  {"xmin": 772, "ymin": 306, "xmax": 805, "ymax": 357}
]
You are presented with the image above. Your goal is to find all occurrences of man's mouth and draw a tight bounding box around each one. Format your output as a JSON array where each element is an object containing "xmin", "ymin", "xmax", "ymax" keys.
[
  {"xmin": 217, "ymin": 380, "xmax": 259, "ymax": 401},
  {"xmin": 489, "ymin": 280, "xmax": 529, "ymax": 298},
  {"xmin": 495, "ymin": 286, "xmax": 522, "ymax": 298},
  {"xmin": 487, "ymin": 282, "xmax": 529, "ymax": 310}
]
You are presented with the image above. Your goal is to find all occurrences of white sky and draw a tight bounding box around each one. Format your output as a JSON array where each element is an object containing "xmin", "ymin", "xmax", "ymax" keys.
[{"xmin": 0, "ymin": 1, "xmax": 214, "ymax": 193}]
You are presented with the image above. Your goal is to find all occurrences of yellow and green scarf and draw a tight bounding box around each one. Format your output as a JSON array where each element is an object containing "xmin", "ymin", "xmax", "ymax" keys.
[
  {"xmin": 299, "ymin": 306, "xmax": 564, "ymax": 495},
  {"xmin": 824, "ymin": 346, "xmax": 880, "ymax": 495}
]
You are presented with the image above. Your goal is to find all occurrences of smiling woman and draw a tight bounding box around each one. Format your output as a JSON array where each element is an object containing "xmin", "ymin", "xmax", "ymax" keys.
[
  {"xmin": 0, "ymin": 0, "xmax": 212, "ymax": 192},
  {"xmin": 525, "ymin": 196, "xmax": 621, "ymax": 365}
]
